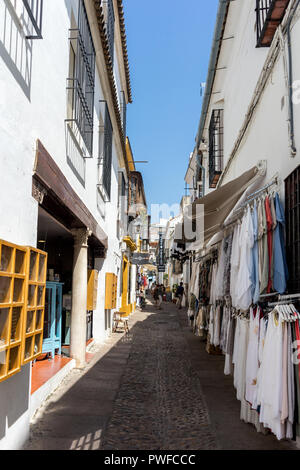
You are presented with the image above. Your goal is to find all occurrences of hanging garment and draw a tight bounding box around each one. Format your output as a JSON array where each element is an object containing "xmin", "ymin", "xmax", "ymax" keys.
[
  {"xmin": 245, "ymin": 307, "xmax": 260, "ymax": 407},
  {"xmin": 232, "ymin": 316, "xmax": 241, "ymax": 391},
  {"xmin": 189, "ymin": 262, "xmax": 197, "ymax": 296},
  {"xmin": 291, "ymin": 321, "xmax": 300, "ymax": 437},
  {"xmin": 251, "ymin": 201, "xmax": 260, "ymax": 305},
  {"xmin": 260, "ymin": 197, "xmax": 269, "ymax": 295},
  {"xmin": 220, "ymin": 306, "xmax": 230, "ymax": 353},
  {"xmin": 215, "ymin": 240, "xmax": 226, "ymax": 300},
  {"xmin": 257, "ymin": 198, "xmax": 264, "ymax": 285},
  {"xmin": 234, "ymin": 317, "xmax": 250, "ymax": 402},
  {"xmin": 287, "ymin": 323, "xmax": 295, "ymax": 438},
  {"xmin": 270, "ymin": 195, "xmax": 277, "ymax": 284},
  {"xmin": 265, "ymin": 196, "xmax": 273, "ymax": 293},
  {"xmin": 235, "ymin": 207, "xmax": 254, "ymax": 311},
  {"xmin": 282, "ymin": 322, "xmax": 288, "ymax": 422},
  {"xmin": 230, "ymin": 223, "xmax": 241, "ymax": 309},
  {"xmin": 257, "ymin": 312, "xmax": 285, "ymax": 440},
  {"xmin": 208, "ymin": 305, "xmax": 215, "ymax": 343},
  {"xmin": 273, "ymin": 193, "xmax": 289, "ymax": 294},
  {"xmin": 223, "ymin": 232, "xmax": 233, "ymax": 297},
  {"xmin": 213, "ymin": 305, "xmax": 222, "ymax": 347},
  {"xmin": 210, "ymin": 262, "xmax": 218, "ymax": 306},
  {"xmin": 224, "ymin": 313, "xmax": 233, "ymax": 376}
]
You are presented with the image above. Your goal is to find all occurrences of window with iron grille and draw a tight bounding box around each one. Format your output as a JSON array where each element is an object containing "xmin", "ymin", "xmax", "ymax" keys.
[
  {"xmin": 103, "ymin": 0, "xmax": 115, "ymax": 64},
  {"xmin": 209, "ymin": 109, "xmax": 224, "ymax": 188},
  {"xmin": 99, "ymin": 101, "xmax": 113, "ymax": 200},
  {"xmin": 285, "ymin": 166, "xmax": 300, "ymax": 293},
  {"xmin": 21, "ymin": 0, "xmax": 43, "ymax": 39},
  {"xmin": 255, "ymin": 0, "xmax": 290, "ymax": 48},
  {"xmin": 67, "ymin": 0, "xmax": 95, "ymax": 157}
]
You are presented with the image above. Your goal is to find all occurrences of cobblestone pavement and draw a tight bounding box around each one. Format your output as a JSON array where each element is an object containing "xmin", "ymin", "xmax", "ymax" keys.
[
  {"xmin": 101, "ymin": 303, "xmax": 218, "ymax": 450},
  {"xmin": 24, "ymin": 299, "xmax": 298, "ymax": 450}
]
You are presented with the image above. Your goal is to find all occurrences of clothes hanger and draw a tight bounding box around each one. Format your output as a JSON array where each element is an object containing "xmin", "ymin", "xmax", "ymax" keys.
[
  {"xmin": 288, "ymin": 303, "xmax": 300, "ymax": 321},
  {"xmin": 273, "ymin": 305, "xmax": 285, "ymax": 323},
  {"xmin": 280, "ymin": 304, "xmax": 290, "ymax": 322}
]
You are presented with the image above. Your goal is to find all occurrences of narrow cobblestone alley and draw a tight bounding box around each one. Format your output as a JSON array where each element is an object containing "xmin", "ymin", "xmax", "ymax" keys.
[{"xmin": 24, "ymin": 300, "xmax": 297, "ymax": 451}]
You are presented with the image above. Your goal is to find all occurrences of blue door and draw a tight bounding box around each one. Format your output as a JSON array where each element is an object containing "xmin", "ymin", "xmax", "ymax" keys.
[{"xmin": 42, "ymin": 282, "xmax": 63, "ymax": 358}]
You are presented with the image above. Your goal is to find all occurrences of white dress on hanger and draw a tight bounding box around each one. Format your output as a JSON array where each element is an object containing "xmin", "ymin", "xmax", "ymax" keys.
[
  {"xmin": 235, "ymin": 207, "xmax": 254, "ymax": 311},
  {"xmin": 257, "ymin": 312, "xmax": 285, "ymax": 440},
  {"xmin": 233, "ymin": 317, "xmax": 249, "ymax": 401},
  {"xmin": 230, "ymin": 224, "xmax": 241, "ymax": 309},
  {"xmin": 245, "ymin": 307, "xmax": 260, "ymax": 407}
]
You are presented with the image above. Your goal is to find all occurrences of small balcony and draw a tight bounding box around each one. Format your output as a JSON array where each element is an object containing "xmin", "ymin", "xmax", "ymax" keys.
[{"xmin": 256, "ymin": 0, "xmax": 290, "ymax": 47}]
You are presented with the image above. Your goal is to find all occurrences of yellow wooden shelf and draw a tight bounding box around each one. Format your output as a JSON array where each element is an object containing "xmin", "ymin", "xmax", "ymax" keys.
[{"xmin": 0, "ymin": 240, "xmax": 48, "ymax": 379}]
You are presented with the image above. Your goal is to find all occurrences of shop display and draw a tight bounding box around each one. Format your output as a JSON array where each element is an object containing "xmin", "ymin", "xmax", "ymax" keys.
[{"xmin": 186, "ymin": 188, "xmax": 300, "ymax": 441}]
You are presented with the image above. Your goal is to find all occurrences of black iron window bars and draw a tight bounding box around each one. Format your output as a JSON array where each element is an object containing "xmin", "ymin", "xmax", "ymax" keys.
[
  {"xmin": 256, "ymin": 0, "xmax": 290, "ymax": 47},
  {"xmin": 22, "ymin": 0, "xmax": 43, "ymax": 39},
  {"xmin": 285, "ymin": 166, "xmax": 300, "ymax": 294},
  {"xmin": 66, "ymin": 0, "xmax": 95, "ymax": 157},
  {"xmin": 98, "ymin": 101, "xmax": 113, "ymax": 201},
  {"xmin": 103, "ymin": 0, "xmax": 115, "ymax": 65},
  {"xmin": 209, "ymin": 109, "xmax": 224, "ymax": 188}
]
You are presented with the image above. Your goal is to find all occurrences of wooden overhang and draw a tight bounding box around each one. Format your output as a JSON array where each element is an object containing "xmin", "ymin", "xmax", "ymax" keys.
[
  {"xmin": 257, "ymin": 0, "xmax": 290, "ymax": 47},
  {"xmin": 32, "ymin": 140, "xmax": 108, "ymax": 255}
]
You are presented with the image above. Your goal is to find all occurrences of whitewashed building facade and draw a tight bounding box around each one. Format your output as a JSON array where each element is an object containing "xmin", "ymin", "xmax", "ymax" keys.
[
  {"xmin": 0, "ymin": 0, "xmax": 134, "ymax": 449},
  {"xmin": 185, "ymin": 0, "xmax": 300, "ymax": 277}
]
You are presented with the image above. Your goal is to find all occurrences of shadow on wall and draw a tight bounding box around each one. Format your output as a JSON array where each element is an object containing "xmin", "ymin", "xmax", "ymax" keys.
[
  {"xmin": 0, "ymin": 0, "xmax": 33, "ymax": 101},
  {"xmin": 0, "ymin": 364, "xmax": 30, "ymax": 444}
]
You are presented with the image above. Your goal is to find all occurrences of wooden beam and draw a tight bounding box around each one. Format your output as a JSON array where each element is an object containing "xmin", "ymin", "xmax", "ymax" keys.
[{"xmin": 33, "ymin": 140, "xmax": 108, "ymax": 249}]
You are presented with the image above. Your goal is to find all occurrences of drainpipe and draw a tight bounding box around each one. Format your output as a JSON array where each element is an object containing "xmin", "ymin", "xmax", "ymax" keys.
[{"xmin": 286, "ymin": 0, "xmax": 300, "ymax": 157}]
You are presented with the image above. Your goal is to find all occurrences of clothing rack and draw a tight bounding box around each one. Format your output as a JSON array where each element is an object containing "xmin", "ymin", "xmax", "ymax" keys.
[
  {"xmin": 259, "ymin": 292, "xmax": 280, "ymax": 300},
  {"xmin": 195, "ymin": 248, "xmax": 218, "ymax": 264},
  {"xmin": 245, "ymin": 177, "xmax": 279, "ymax": 203},
  {"xmin": 267, "ymin": 292, "xmax": 300, "ymax": 307},
  {"xmin": 222, "ymin": 177, "xmax": 279, "ymax": 230}
]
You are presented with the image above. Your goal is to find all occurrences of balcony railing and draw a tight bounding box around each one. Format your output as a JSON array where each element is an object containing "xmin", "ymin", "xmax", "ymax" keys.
[
  {"xmin": 22, "ymin": 0, "xmax": 43, "ymax": 39},
  {"xmin": 256, "ymin": 0, "xmax": 290, "ymax": 47}
]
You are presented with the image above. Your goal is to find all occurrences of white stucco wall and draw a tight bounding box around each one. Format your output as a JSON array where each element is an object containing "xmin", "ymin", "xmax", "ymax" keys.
[
  {"xmin": 200, "ymin": 1, "xmax": 300, "ymax": 202},
  {"xmin": 0, "ymin": 0, "xmax": 129, "ymax": 448}
]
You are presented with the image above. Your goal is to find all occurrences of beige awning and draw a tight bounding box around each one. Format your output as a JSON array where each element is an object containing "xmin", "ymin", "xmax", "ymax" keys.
[{"xmin": 181, "ymin": 166, "xmax": 261, "ymax": 249}]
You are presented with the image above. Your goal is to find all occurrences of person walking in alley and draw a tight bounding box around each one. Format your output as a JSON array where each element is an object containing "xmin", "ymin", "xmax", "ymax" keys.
[
  {"xmin": 157, "ymin": 284, "xmax": 164, "ymax": 310},
  {"xmin": 176, "ymin": 282, "xmax": 185, "ymax": 309},
  {"xmin": 152, "ymin": 283, "xmax": 159, "ymax": 306}
]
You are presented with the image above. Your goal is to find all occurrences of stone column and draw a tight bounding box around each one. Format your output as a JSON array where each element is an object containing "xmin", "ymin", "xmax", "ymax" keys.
[{"xmin": 70, "ymin": 228, "xmax": 91, "ymax": 369}]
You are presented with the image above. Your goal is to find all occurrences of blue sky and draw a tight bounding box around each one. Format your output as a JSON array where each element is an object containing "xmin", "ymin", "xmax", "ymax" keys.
[{"xmin": 123, "ymin": 0, "xmax": 219, "ymax": 222}]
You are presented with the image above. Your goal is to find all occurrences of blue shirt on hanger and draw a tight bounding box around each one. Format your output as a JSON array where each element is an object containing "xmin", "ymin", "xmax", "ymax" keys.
[{"xmin": 273, "ymin": 193, "xmax": 289, "ymax": 294}]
